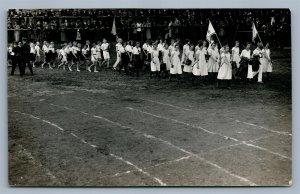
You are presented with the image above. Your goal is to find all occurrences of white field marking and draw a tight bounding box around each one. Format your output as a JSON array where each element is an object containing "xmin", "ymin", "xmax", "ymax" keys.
[
  {"xmin": 227, "ymin": 117, "xmax": 292, "ymax": 136},
  {"xmin": 150, "ymin": 156, "xmax": 192, "ymax": 168},
  {"xmin": 49, "ymin": 103, "xmax": 256, "ymax": 186},
  {"xmin": 140, "ymin": 98, "xmax": 193, "ymax": 112},
  {"xmin": 243, "ymin": 143, "xmax": 291, "ymax": 161},
  {"xmin": 14, "ymin": 110, "xmax": 64, "ymax": 131},
  {"xmin": 126, "ymin": 107, "xmax": 238, "ymax": 141},
  {"xmin": 109, "ymin": 153, "xmax": 167, "ymax": 186},
  {"xmin": 13, "ymin": 109, "xmax": 164, "ymax": 186},
  {"xmin": 18, "ymin": 144, "xmax": 59, "ymax": 183},
  {"xmin": 139, "ymin": 98, "xmax": 291, "ymax": 137},
  {"xmin": 143, "ymin": 133, "xmax": 256, "ymax": 186},
  {"xmin": 126, "ymin": 107, "xmax": 290, "ymax": 161},
  {"xmin": 97, "ymin": 170, "xmax": 133, "ymax": 180}
]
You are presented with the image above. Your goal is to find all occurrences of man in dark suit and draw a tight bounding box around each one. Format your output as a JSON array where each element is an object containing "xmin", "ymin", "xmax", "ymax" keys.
[
  {"xmin": 10, "ymin": 42, "xmax": 23, "ymax": 76},
  {"xmin": 20, "ymin": 38, "xmax": 34, "ymax": 75}
]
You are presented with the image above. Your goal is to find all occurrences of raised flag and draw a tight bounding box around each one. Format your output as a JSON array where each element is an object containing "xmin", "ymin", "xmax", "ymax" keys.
[
  {"xmin": 206, "ymin": 21, "xmax": 216, "ymax": 43},
  {"xmin": 252, "ymin": 23, "xmax": 258, "ymax": 42},
  {"xmin": 111, "ymin": 17, "xmax": 117, "ymax": 35}
]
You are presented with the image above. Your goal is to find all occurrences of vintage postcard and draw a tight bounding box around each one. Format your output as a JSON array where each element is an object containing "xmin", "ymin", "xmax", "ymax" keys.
[{"xmin": 7, "ymin": 8, "xmax": 291, "ymax": 186}]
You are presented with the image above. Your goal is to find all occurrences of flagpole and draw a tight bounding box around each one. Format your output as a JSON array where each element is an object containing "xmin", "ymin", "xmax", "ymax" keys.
[
  {"xmin": 209, "ymin": 20, "xmax": 222, "ymax": 48},
  {"xmin": 253, "ymin": 22, "xmax": 264, "ymax": 46}
]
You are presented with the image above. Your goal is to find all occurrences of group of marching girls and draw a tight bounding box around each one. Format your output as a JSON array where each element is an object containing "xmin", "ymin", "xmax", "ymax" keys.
[
  {"xmin": 8, "ymin": 22, "xmax": 273, "ymax": 89},
  {"xmin": 8, "ymin": 39, "xmax": 112, "ymax": 75}
]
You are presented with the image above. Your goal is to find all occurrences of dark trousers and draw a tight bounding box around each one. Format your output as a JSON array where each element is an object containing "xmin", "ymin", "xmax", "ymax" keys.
[
  {"xmin": 119, "ymin": 53, "xmax": 129, "ymax": 74},
  {"xmin": 11, "ymin": 57, "xmax": 23, "ymax": 76}
]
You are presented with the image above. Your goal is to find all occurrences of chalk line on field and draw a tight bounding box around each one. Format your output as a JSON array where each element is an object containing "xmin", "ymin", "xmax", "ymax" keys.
[
  {"xmin": 140, "ymin": 98, "xmax": 193, "ymax": 112},
  {"xmin": 13, "ymin": 109, "xmax": 166, "ymax": 186},
  {"xmin": 126, "ymin": 107, "xmax": 238, "ymax": 141},
  {"xmin": 49, "ymin": 103, "xmax": 257, "ymax": 186},
  {"xmin": 140, "ymin": 98, "xmax": 291, "ymax": 137},
  {"xmin": 227, "ymin": 117, "xmax": 292, "ymax": 136},
  {"xmin": 109, "ymin": 153, "xmax": 167, "ymax": 186},
  {"xmin": 14, "ymin": 110, "xmax": 64, "ymax": 131},
  {"xmin": 126, "ymin": 107, "xmax": 291, "ymax": 160}
]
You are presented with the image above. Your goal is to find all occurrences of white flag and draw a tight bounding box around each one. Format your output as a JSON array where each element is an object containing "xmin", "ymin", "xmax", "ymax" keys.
[
  {"xmin": 111, "ymin": 17, "xmax": 117, "ymax": 35},
  {"xmin": 206, "ymin": 21, "xmax": 216, "ymax": 43},
  {"xmin": 252, "ymin": 23, "xmax": 258, "ymax": 42}
]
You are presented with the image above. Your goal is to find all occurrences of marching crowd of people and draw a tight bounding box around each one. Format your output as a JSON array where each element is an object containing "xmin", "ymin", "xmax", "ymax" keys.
[{"xmin": 7, "ymin": 36, "xmax": 273, "ymax": 89}]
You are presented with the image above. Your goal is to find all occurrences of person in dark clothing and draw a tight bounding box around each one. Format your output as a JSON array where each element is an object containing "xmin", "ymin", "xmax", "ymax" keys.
[
  {"xmin": 20, "ymin": 38, "xmax": 34, "ymax": 75},
  {"xmin": 10, "ymin": 42, "xmax": 23, "ymax": 76}
]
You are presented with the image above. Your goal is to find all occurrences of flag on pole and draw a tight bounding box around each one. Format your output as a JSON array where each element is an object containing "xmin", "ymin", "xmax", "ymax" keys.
[
  {"xmin": 206, "ymin": 21, "xmax": 216, "ymax": 43},
  {"xmin": 252, "ymin": 22, "xmax": 258, "ymax": 42},
  {"xmin": 111, "ymin": 17, "xmax": 117, "ymax": 35}
]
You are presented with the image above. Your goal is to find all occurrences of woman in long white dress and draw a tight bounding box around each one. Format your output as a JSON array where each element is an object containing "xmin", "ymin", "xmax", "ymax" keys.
[
  {"xmin": 217, "ymin": 45, "xmax": 232, "ymax": 89},
  {"xmin": 150, "ymin": 43, "xmax": 160, "ymax": 78},
  {"xmin": 207, "ymin": 42, "xmax": 220, "ymax": 81},
  {"xmin": 198, "ymin": 41, "xmax": 208, "ymax": 84},
  {"xmin": 169, "ymin": 44, "xmax": 182, "ymax": 81},
  {"xmin": 261, "ymin": 43, "xmax": 272, "ymax": 81},
  {"xmin": 192, "ymin": 42, "xmax": 202, "ymax": 84},
  {"xmin": 161, "ymin": 43, "xmax": 171, "ymax": 78},
  {"xmin": 183, "ymin": 43, "xmax": 193, "ymax": 75}
]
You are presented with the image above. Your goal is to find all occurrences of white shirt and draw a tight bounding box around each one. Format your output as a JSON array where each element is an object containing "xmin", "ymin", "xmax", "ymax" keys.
[
  {"xmin": 116, "ymin": 43, "xmax": 122, "ymax": 52},
  {"xmin": 119, "ymin": 46, "xmax": 125, "ymax": 53},
  {"xmin": 101, "ymin": 43, "xmax": 109, "ymax": 51},
  {"xmin": 91, "ymin": 47, "xmax": 97, "ymax": 55},
  {"xmin": 183, "ymin": 44, "xmax": 190, "ymax": 55},
  {"xmin": 158, "ymin": 43, "xmax": 164, "ymax": 51},
  {"xmin": 142, "ymin": 43, "xmax": 148, "ymax": 50},
  {"xmin": 35, "ymin": 45, "xmax": 41, "ymax": 56},
  {"xmin": 125, "ymin": 45, "xmax": 133, "ymax": 52},
  {"xmin": 240, "ymin": 49, "xmax": 251, "ymax": 59},
  {"xmin": 132, "ymin": 47, "xmax": 141, "ymax": 55}
]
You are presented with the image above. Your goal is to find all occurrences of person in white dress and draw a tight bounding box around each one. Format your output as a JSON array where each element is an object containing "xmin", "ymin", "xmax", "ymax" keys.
[
  {"xmin": 71, "ymin": 42, "xmax": 81, "ymax": 72},
  {"xmin": 181, "ymin": 39, "xmax": 190, "ymax": 66},
  {"xmin": 198, "ymin": 41, "xmax": 208, "ymax": 84},
  {"xmin": 81, "ymin": 44, "xmax": 89, "ymax": 69},
  {"xmin": 231, "ymin": 41, "xmax": 241, "ymax": 79},
  {"xmin": 113, "ymin": 38, "xmax": 122, "ymax": 70},
  {"xmin": 58, "ymin": 43, "xmax": 67, "ymax": 70},
  {"xmin": 41, "ymin": 41, "xmax": 52, "ymax": 69},
  {"xmin": 150, "ymin": 43, "xmax": 161, "ymax": 78},
  {"xmin": 183, "ymin": 44, "xmax": 195, "ymax": 81},
  {"xmin": 34, "ymin": 42, "xmax": 41, "ymax": 67},
  {"xmin": 101, "ymin": 38, "xmax": 110, "ymax": 69},
  {"xmin": 183, "ymin": 44, "xmax": 194, "ymax": 75},
  {"xmin": 88, "ymin": 43, "xmax": 98, "ymax": 72},
  {"xmin": 261, "ymin": 43, "xmax": 272, "ymax": 81},
  {"xmin": 161, "ymin": 43, "xmax": 171, "ymax": 78},
  {"xmin": 169, "ymin": 44, "xmax": 182, "ymax": 81},
  {"xmin": 217, "ymin": 45, "xmax": 232, "ymax": 89},
  {"xmin": 192, "ymin": 42, "xmax": 202, "ymax": 84},
  {"xmin": 207, "ymin": 42, "xmax": 220, "ymax": 81},
  {"xmin": 232, "ymin": 41, "xmax": 241, "ymax": 68}
]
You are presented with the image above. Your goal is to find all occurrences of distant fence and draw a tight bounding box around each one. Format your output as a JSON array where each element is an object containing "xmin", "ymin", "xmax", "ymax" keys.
[{"xmin": 7, "ymin": 27, "xmax": 290, "ymax": 47}]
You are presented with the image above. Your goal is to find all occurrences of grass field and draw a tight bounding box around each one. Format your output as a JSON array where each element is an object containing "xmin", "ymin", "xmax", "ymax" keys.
[{"xmin": 8, "ymin": 48, "xmax": 291, "ymax": 186}]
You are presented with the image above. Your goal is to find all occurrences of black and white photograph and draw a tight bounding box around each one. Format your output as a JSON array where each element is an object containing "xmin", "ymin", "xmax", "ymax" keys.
[{"xmin": 7, "ymin": 8, "xmax": 291, "ymax": 186}]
